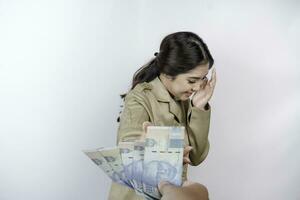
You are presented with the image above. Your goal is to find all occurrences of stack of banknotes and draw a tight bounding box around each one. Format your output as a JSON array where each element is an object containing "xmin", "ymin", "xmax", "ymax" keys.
[{"xmin": 83, "ymin": 126, "xmax": 185, "ymax": 200}]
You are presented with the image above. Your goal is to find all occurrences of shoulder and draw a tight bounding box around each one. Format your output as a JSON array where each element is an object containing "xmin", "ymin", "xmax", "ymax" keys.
[
  {"xmin": 125, "ymin": 82, "xmax": 153, "ymax": 102},
  {"xmin": 133, "ymin": 82, "xmax": 153, "ymax": 93}
]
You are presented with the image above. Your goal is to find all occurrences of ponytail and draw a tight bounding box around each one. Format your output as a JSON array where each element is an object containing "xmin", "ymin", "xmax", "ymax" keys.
[
  {"xmin": 117, "ymin": 55, "xmax": 160, "ymax": 122},
  {"xmin": 132, "ymin": 58, "xmax": 160, "ymax": 90},
  {"xmin": 120, "ymin": 54, "xmax": 160, "ymax": 99}
]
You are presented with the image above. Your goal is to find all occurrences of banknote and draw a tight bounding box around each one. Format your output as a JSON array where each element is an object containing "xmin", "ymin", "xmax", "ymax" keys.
[
  {"xmin": 132, "ymin": 141, "xmax": 146, "ymax": 196},
  {"xmin": 118, "ymin": 142, "xmax": 136, "ymax": 187},
  {"xmin": 142, "ymin": 126, "xmax": 185, "ymax": 199},
  {"xmin": 83, "ymin": 148, "xmax": 127, "ymax": 187},
  {"xmin": 98, "ymin": 147, "xmax": 133, "ymax": 188},
  {"xmin": 83, "ymin": 148, "xmax": 132, "ymax": 188},
  {"xmin": 83, "ymin": 126, "xmax": 185, "ymax": 200},
  {"xmin": 119, "ymin": 141, "xmax": 155, "ymax": 199}
]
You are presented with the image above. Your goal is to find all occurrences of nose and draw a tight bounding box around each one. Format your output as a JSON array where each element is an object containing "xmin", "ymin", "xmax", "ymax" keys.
[{"xmin": 191, "ymin": 83, "xmax": 200, "ymax": 92}]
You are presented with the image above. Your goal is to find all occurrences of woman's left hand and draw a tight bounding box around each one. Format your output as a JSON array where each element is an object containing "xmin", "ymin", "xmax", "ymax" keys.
[
  {"xmin": 192, "ymin": 68, "xmax": 217, "ymax": 110},
  {"xmin": 183, "ymin": 146, "xmax": 193, "ymax": 165}
]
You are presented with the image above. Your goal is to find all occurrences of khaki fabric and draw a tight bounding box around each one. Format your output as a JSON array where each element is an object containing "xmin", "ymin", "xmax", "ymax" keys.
[{"xmin": 108, "ymin": 77, "xmax": 211, "ymax": 200}]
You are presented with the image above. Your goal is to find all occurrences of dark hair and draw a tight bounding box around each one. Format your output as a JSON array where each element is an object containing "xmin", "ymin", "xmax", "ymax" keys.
[
  {"xmin": 117, "ymin": 31, "xmax": 214, "ymax": 121},
  {"xmin": 126, "ymin": 31, "xmax": 213, "ymax": 94}
]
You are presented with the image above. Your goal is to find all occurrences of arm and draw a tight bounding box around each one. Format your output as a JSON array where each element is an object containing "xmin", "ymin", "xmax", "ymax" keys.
[
  {"xmin": 117, "ymin": 94, "xmax": 150, "ymax": 143},
  {"xmin": 185, "ymin": 100, "xmax": 211, "ymax": 166},
  {"xmin": 186, "ymin": 68, "xmax": 216, "ymax": 165}
]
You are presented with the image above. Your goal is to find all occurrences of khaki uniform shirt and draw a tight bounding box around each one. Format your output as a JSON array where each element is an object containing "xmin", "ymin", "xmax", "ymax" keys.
[{"xmin": 108, "ymin": 77, "xmax": 211, "ymax": 200}]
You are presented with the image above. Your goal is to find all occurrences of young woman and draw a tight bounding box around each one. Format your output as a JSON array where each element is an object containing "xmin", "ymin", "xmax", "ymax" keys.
[{"xmin": 109, "ymin": 31, "xmax": 216, "ymax": 200}]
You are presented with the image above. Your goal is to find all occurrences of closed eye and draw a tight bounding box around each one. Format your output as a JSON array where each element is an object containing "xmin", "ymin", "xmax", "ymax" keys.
[
  {"xmin": 187, "ymin": 76, "xmax": 207, "ymax": 84},
  {"xmin": 188, "ymin": 80, "xmax": 196, "ymax": 84}
]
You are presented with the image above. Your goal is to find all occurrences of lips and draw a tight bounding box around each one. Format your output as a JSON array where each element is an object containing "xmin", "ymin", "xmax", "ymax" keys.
[{"xmin": 185, "ymin": 92, "xmax": 193, "ymax": 96}]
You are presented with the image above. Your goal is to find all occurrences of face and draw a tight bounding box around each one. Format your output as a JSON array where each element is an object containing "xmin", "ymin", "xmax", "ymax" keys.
[
  {"xmin": 160, "ymin": 63, "xmax": 209, "ymax": 101},
  {"xmin": 143, "ymin": 161, "xmax": 176, "ymax": 186}
]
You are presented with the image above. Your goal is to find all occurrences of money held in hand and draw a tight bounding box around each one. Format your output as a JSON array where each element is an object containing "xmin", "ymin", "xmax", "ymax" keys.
[{"xmin": 83, "ymin": 126, "xmax": 185, "ymax": 200}]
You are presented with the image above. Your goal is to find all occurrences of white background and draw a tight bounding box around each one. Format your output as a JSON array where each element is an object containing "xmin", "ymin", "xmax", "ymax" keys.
[{"xmin": 0, "ymin": 0, "xmax": 299, "ymax": 199}]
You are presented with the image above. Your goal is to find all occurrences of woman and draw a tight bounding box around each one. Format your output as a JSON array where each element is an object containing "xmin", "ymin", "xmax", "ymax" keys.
[{"xmin": 108, "ymin": 31, "xmax": 216, "ymax": 200}]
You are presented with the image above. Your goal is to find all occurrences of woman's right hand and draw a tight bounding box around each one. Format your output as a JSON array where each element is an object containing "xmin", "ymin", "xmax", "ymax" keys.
[{"xmin": 140, "ymin": 121, "xmax": 153, "ymax": 140}]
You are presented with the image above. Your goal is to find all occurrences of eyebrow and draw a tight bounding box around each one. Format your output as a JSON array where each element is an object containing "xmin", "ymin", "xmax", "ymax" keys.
[{"xmin": 188, "ymin": 73, "xmax": 208, "ymax": 80}]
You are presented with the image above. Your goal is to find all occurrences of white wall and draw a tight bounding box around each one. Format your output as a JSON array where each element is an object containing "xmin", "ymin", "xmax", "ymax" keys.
[{"xmin": 0, "ymin": 0, "xmax": 299, "ymax": 199}]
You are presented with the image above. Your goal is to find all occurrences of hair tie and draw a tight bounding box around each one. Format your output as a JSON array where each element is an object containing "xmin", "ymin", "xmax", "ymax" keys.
[{"xmin": 154, "ymin": 52, "xmax": 159, "ymax": 57}]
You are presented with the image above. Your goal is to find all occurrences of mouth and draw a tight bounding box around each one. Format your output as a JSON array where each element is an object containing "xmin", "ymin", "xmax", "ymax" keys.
[{"xmin": 184, "ymin": 92, "xmax": 193, "ymax": 96}]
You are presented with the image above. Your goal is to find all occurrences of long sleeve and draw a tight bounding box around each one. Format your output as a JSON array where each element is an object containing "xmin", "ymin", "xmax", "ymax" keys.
[
  {"xmin": 185, "ymin": 100, "xmax": 211, "ymax": 166},
  {"xmin": 117, "ymin": 95, "xmax": 150, "ymax": 144}
]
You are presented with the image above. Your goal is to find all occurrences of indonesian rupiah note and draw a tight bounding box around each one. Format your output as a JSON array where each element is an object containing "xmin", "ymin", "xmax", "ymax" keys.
[
  {"xmin": 132, "ymin": 141, "xmax": 146, "ymax": 196},
  {"xmin": 142, "ymin": 126, "xmax": 185, "ymax": 199},
  {"xmin": 83, "ymin": 147, "xmax": 132, "ymax": 188},
  {"xmin": 99, "ymin": 147, "xmax": 133, "ymax": 188},
  {"xmin": 118, "ymin": 142, "xmax": 137, "ymax": 189},
  {"xmin": 83, "ymin": 126, "xmax": 185, "ymax": 200},
  {"xmin": 83, "ymin": 148, "xmax": 127, "ymax": 187}
]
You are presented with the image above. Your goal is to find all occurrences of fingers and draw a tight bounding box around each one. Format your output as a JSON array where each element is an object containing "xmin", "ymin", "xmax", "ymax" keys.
[
  {"xmin": 200, "ymin": 78, "xmax": 208, "ymax": 89},
  {"xmin": 140, "ymin": 121, "xmax": 153, "ymax": 140},
  {"xmin": 184, "ymin": 146, "xmax": 193, "ymax": 155},
  {"xmin": 183, "ymin": 146, "xmax": 193, "ymax": 164},
  {"xmin": 158, "ymin": 181, "xmax": 177, "ymax": 195},
  {"xmin": 183, "ymin": 156, "xmax": 192, "ymax": 164},
  {"xmin": 209, "ymin": 68, "xmax": 217, "ymax": 88},
  {"xmin": 142, "ymin": 121, "xmax": 153, "ymax": 132}
]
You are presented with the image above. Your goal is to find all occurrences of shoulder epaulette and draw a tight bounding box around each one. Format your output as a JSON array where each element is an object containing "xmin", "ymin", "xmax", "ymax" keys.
[{"xmin": 134, "ymin": 82, "xmax": 153, "ymax": 92}]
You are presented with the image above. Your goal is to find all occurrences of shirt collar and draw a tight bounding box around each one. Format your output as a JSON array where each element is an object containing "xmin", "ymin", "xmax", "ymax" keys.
[{"xmin": 149, "ymin": 76, "xmax": 172, "ymax": 103}]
